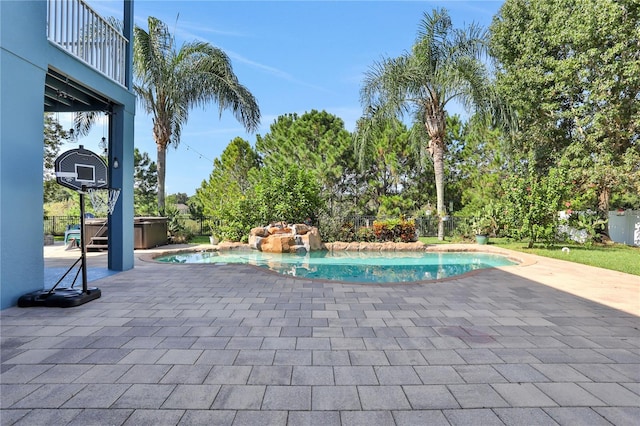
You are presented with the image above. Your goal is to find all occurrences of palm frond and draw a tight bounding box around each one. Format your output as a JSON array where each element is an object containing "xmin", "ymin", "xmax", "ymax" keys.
[
  {"xmin": 72, "ymin": 111, "xmax": 99, "ymax": 136},
  {"xmin": 134, "ymin": 16, "xmax": 261, "ymax": 151}
]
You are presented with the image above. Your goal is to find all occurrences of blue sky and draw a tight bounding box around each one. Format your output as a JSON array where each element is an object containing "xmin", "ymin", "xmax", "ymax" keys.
[{"xmin": 63, "ymin": 0, "xmax": 503, "ymax": 196}]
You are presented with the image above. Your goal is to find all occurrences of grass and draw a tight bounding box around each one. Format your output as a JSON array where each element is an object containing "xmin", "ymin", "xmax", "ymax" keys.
[
  {"xmin": 418, "ymin": 236, "xmax": 455, "ymax": 245},
  {"xmin": 491, "ymin": 238, "xmax": 640, "ymax": 276},
  {"xmin": 419, "ymin": 236, "xmax": 639, "ymax": 275},
  {"xmin": 189, "ymin": 235, "xmax": 211, "ymax": 244}
]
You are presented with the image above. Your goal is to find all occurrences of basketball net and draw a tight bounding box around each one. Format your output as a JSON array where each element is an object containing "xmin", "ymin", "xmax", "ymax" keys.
[{"xmin": 86, "ymin": 187, "xmax": 120, "ymax": 216}]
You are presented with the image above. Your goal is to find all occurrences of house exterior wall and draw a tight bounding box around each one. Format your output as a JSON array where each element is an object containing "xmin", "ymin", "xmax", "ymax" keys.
[
  {"xmin": 0, "ymin": 0, "xmax": 135, "ymax": 309},
  {"xmin": 1, "ymin": 1, "xmax": 50, "ymax": 309},
  {"xmin": 609, "ymin": 210, "xmax": 640, "ymax": 247}
]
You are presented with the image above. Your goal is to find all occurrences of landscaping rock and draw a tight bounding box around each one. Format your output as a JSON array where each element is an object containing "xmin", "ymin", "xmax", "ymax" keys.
[{"xmin": 250, "ymin": 222, "xmax": 323, "ymax": 253}]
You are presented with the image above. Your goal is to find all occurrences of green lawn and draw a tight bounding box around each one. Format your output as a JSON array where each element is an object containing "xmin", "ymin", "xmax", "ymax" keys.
[
  {"xmin": 418, "ymin": 237, "xmax": 454, "ymax": 245},
  {"xmin": 491, "ymin": 239, "xmax": 640, "ymax": 276},
  {"xmin": 418, "ymin": 236, "xmax": 639, "ymax": 276},
  {"xmin": 189, "ymin": 235, "xmax": 211, "ymax": 244}
]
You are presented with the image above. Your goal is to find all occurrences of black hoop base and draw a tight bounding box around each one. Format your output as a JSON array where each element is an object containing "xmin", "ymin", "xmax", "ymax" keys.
[{"xmin": 18, "ymin": 287, "xmax": 101, "ymax": 308}]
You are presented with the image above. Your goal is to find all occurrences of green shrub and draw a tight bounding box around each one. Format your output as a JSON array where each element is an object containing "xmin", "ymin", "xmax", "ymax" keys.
[
  {"xmin": 372, "ymin": 218, "xmax": 416, "ymax": 242},
  {"xmin": 355, "ymin": 226, "xmax": 376, "ymax": 242},
  {"xmin": 251, "ymin": 165, "xmax": 322, "ymax": 225},
  {"xmin": 166, "ymin": 205, "xmax": 193, "ymax": 243},
  {"xmin": 561, "ymin": 210, "xmax": 608, "ymax": 246},
  {"xmin": 470, "ymin": 204, "xmax": 499, "ymax": 236},
  {"xmin": 500, "ymin": 164, "xmax": 568, "ymax": 248},
  {"xmin": 337, "ymin": 222, "xmax": 356, "ymax": 242}
]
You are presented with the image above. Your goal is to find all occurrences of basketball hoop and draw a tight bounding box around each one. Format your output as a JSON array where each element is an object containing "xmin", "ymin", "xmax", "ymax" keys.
[
  {"xmin": 20, "ymin": 146, "xmax": 109, "ymax": 307},
  {"xmin": 87, "ymin": 187, "xmax": 120, "ymax": 216}
]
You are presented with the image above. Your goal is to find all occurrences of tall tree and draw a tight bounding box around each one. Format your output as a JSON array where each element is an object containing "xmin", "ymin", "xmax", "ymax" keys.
[
  {"xmin": 490, "ymin": 0, "xmax": 640, "ymax": 216},
  {"xmin": 217, "ymin": 137, "xmax": 261, "ymax": 193},
  {"xmin": 133, "ymin": 148, "xmax": 158, "ymax": 216},
  {"xmin": 446, "ymin": 114, "xmax": 508, "ymax": 215},
  {"xmin": 360, "ymin": 8, "xmax": 506, "ymax": 239},
  {"xmin": 43, "ymin": 113, "xmax": 74, "ymax": 204},
  {"xmin": 194, "ymin": 137, "xmax": 261, "ymax": 241},
  {"xmin": 250, "ymin": 164, "xmax": 322, "ymax": 225},
  {"xmin": 195, "ymin": 137, "xmax": 260, "ymax": 220},
  {"xmin": 255, "ymin": 110, "xmax": 355, "ymax": 216},
  {"xmin": 134, "ymin": 16, "xmax": 260, "ymax": 214},
  {"xmin": 354, "ymin": 116, "xmax": 427, "ymax": 215}
]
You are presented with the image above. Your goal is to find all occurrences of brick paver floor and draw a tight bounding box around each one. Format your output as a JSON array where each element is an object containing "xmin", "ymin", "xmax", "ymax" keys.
[{"xmin": 1, "ymin": 244, "xmax": 639, "ymax": 425}]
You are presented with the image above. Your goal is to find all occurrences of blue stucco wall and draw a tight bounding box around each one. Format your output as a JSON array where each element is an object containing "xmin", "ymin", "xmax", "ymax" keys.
[
  {"xmin": 109, "ymin": 104, "xmax": 135, "ymax": 271},
  {"xmin": 0, "ymin": 1, "xmax": 136, "ymax": 309},
  {"xmin": 1, "ymin": 1, "xmax": 49, "ymax": 309}
]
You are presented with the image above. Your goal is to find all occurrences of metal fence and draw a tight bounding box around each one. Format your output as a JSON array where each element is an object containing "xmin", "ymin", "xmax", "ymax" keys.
[
  {"xmin": 174, "ymin": 216, "xmax": 215, "ymax": 236},
  {"xmin": 176, "ymin": 215, "xmax": 461, "ymax": 238},
  {"xmin": 44, "ymin": 212, "xmax": 639, "ymax": 244},
  {"xmin": 44, "ymin": 214, "xmax": 461, "ymax": 238},
  {"xmin": 343, "ymin": 215, "xmax": 460, "ymax": 238},
  {"xmin": 44, "ymin": 216, "xmax": 82, "ymax": 235}
]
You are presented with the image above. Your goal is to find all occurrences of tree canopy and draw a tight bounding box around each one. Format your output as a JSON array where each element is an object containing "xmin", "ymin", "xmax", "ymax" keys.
[
  {"xmin": 43, "ymin": 113, "xmax": 75, "ymax": 206},
  {"xmin": 490, "ymin": 0, "xmax": 640, "ymax": 212},
  {"xmin": 360, "ymin": 8, "xmax": 502, "ymax": 239},
  {"xmin": 255, "ymin": 110, "xmax": 356, "ymax": 218},
  {"xmin": 194, "ymin": 137, "xmax": 259, "ymax": 220},
  {"xmin": 134, "ymin": 16, "xmax": 260, "ymax": 213},
  {"xmin": 133, "ymin": 148, "xmax": 158, "ymax": 216}
]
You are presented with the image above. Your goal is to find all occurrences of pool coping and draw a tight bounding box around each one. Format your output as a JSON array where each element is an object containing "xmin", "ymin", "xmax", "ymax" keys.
[{"xmin": 138, "ymin": 243, "xmax": 536, "ymax": 286}]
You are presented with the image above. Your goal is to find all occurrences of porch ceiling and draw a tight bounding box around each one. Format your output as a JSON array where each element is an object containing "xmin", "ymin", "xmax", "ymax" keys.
[{"xmin": 44, "ymin": 68, "xmax": 112, "ymax": 113}]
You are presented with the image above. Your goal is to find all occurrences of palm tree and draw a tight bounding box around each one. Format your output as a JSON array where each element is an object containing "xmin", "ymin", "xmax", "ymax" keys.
[
  {"xmin": 134, "ymin": 16, "xmax": 260, "ymax": 213},
  {"xmin": 360, "ymin": 8, "xmax": 506, "ymax": 240}
]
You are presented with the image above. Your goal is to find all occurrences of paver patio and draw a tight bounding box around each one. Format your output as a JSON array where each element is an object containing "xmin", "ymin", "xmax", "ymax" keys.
[{"xmin": 1, "ymin": 243, "xmax": 639, "ymax": 425}]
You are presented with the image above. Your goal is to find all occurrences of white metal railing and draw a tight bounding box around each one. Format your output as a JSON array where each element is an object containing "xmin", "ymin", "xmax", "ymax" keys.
[{"xmin": 47, "ymin": 0, "xmax": 127, "ymax": 86}]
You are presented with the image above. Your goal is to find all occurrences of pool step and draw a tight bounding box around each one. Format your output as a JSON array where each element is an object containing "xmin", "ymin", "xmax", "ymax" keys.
[{"xmin": 87, "ymin": 236, "xmax": 108, "ymax": 251}]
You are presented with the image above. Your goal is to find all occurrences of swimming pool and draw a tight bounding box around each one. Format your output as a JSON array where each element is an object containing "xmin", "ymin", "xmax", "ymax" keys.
[{"xmin": 154, "ymin": 250, "xmax": 518, "ymax": 283}]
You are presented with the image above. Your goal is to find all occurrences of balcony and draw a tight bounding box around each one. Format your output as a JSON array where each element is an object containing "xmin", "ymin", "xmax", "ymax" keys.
[{"xmin": 47, "ymin": 0, "xmax": 127, "ymax": 86}]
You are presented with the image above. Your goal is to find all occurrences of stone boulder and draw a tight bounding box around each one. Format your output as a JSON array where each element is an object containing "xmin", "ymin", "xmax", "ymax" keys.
[
  {"xmin": 260, "ymin": 234, "xmax": 295, "ymax": 253},
  {"xmin": 250, "ymin": 226, "xmax": 270, "ymax": 238},
  {"xmin": 249, "ymin": 222, "xmax": 323, "ymax": 253},
  {"xmin": 297, "ymin": 226, "xmax": 323, "ymax": 251},
  {"xmin": 292, "ymin": 224, "xmax": 311, "ymax": 235},
  {"xmin": 267, "ymin": 222, "xmax": 293, "ymax": 235}
]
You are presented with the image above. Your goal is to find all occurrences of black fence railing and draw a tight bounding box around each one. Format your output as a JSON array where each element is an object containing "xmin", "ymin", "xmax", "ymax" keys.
[
  {"xmin": 44, "ymin": 214, "xmax": 462, "ymax": 238},
  {"xmin": 44, "ymin": 216, "xmax": 82, "ymax": 236},
  {"xmin": 44, "ymin": 215, "xmax": 216, "ymax": 236},
  {"xmin": 176, "ymin": 215, "xmax": 460, "ymax": 238},
  {"xmin": 174, "ymin": 215, "xmax": 461, "ymax": 238},
  {"xmin": 174, "ymin": 216, "xmax": 217, "ymax": 236},
  {"xmin": 340, "ymin": 215, "xmax": 460, "ymax": 238}
]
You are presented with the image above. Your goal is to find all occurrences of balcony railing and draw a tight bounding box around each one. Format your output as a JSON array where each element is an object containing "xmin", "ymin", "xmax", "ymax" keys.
[{"xmin": 47, "ymin": 0, "xmax": 127, "ymax": 86}]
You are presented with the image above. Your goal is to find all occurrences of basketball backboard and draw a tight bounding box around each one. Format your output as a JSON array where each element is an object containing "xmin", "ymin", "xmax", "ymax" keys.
[{"xmin": 55, "ymin": 146, "xmax": 108, "ymax": 191}]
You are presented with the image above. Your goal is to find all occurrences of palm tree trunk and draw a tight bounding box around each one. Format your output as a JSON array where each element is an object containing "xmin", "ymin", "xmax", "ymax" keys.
[
  {"xmin": 157, "ymin": 143, "xmax": 166, "ymax": 215},
  {"xmin": 424, "ymin": 110, "xmax": 447, "ymax": 241},
  {"xmin": 432, "ymin": 139, "xmax": 446, "ymax": 240}
]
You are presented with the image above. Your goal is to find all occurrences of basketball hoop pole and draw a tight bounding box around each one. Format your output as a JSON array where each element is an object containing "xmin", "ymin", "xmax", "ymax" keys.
[
  {"xmin": 18, "ymin": 146, "xmax": 103, "ymax": 307},
  {"xmin": 79, "ymin": 185, "xmax": 89, "ymax": 293}
]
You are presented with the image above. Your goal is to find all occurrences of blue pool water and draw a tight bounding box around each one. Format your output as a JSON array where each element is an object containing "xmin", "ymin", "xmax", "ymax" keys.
[{"xmin": 155, "ymin": 250, "xmax": 517, "ymax": 283}]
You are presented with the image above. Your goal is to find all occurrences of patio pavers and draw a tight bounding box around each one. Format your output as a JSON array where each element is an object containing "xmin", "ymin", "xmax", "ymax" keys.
[{"xmin": 0, "ymin": 244, "xmax": 639, "ymax": 425}]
